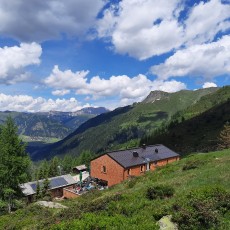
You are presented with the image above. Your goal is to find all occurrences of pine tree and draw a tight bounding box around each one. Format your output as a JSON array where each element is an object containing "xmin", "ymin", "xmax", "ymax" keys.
[
  {"xmin": 79, "ymin": 150, "xmax": 95, "ymax": 167},
  {"xmin": 35, "ymin": 180, "xmax": 41, "ymax": 200},
  {"xmin": 0, "ymin": 117, "xmax": 31, "ymax": 212},
  {"xmin": 49, "ymin": 157, "xmax": 59, "ymax": 177},
  {"xmin": 41, "ymin": 177, "xmax": 51, "ymax": 200},
  {"xmin": 218, "ymin": 122, "xmax": 230, "ymax": 150}
]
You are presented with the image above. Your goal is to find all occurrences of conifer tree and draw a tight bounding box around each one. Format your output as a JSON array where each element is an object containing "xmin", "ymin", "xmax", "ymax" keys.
[
  {"xmin": 49, "ymin": 157, "xmax": 59, "ymax": 177},
  {"xmin": 218, "ymin": 122, "xmax": 230, "ymax": 150},
  {"xmin": 79, "ymin": 150, "xmax": 95, "ymax": 167},
  {"xmin": 35, "ymin": 180, "xmax": 41, "ymax": 200},
  {"xmin": 41, "ymin": 177, "xmax": 51, "ymax": 200},
  {"xmin": 0, "ymin": 117, "xmax": 30, "ymax": 212}
]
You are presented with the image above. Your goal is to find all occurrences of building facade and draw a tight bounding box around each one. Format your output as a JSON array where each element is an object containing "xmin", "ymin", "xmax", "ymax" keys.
[{"xmin": 90, "ymin": 144, "xmax": 180, "ymax": 187}]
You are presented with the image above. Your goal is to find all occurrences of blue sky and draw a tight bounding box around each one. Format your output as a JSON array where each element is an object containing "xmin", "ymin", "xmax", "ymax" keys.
[{"xmin": 0, "ymin": 0, "xmax": 229, "ymax": 112}]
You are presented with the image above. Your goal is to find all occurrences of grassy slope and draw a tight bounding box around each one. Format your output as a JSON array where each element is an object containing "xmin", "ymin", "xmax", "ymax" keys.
[
  {"xmin": 175, "ymin": 85, "xmax": 230, "ymax": 120},
  {"xmin": 33, "ymin": 88, "xmax": 217, "ymax": 160},
  {"xmin": 1, "ymin": 149, "xmax": 230, "ymax": 229}
]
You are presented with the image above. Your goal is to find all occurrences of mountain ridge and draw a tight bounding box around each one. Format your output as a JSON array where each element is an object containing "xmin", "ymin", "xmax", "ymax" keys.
[
  {"xmin": 0, "ymin": 107, "xmax": 109, "ymax": 141},
  {"xmin": 31, "ymin": 87, "xmax": 219, "ymax": 160}
]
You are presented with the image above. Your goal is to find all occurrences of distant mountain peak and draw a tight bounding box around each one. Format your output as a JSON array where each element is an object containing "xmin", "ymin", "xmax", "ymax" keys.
[
  {"xmin": 73, "ymin": 107, "xmax": 110, "ymax": 115},
  {"xmin": 142, "ymin": 91, "xmax": 169, "ymax": 103}
]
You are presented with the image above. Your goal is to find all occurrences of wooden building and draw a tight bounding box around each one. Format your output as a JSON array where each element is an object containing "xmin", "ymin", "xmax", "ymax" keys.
[
  {"xmin": 90, "ymin": 144, "xmax": 180, "ymax": 187},
  {"xmin": 72, "ymin": 164, "xmax": 87, "ymax": 174},
  {"xmin": 20, "ymin": 174, "xmax": 77, "ymax": 202}
]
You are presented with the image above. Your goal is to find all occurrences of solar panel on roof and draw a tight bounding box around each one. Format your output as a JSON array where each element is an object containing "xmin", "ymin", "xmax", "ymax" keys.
[
  {"xmin": 30, "ymin": 183, "xmax": 38, "ymax": 192},
  {"xmin": 50, "ymin": 177, "xmax": 68, "ymax": 188},
  {"xmin": 30, "ymin": 177, "xmax": 69, "ymax": 192}
]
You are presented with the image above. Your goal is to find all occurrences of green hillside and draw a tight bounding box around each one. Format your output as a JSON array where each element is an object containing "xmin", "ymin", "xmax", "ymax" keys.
[
  {"xmin": 173, "ymin": 85, "xmax": 230, "ymax": 120},
  {"xmin": 32, "ymin": 88, "xmax": 217, "ymax": 160},
  {"xmin": 141, "ymin": 86, "xmax": 230, "ymax": 154},
  {"xmin": 1, "ymin": 149, "xmax": 230, "ymax": 229}
]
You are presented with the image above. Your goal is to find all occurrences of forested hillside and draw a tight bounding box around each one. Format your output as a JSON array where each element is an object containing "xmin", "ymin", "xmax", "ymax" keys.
[
  {"xmin": 31, "ymin": 87, "xmax": 218, "ymax": 160},
  {"xmin": 141, "ymin": 86, "xmax": 230, "ymax": 154}
]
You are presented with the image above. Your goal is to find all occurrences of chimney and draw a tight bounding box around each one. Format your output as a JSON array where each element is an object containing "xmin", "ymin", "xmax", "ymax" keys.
[
  {"xmin": 142, "ymin": 144, "xmax": 146, "ymax": 149},
  {"xmin": 133, "ymin": 151, "xmax": 139, "ymax": 157},
  {"xmin": 155, "ymin": 148, "xmax": 158, "ymax": 153}
]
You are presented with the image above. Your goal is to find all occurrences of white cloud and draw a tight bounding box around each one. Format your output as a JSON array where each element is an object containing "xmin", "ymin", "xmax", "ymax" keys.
[
  {"xmin": 0, "ymin": 93, "xmax": 90, "ymax": 112},
  {"xmin": 202, "ymin": 82, "xmax": 218, "ymax": 88},
  {"xmin": 185, "ymin": 0, "xmax": 230, "ymax": 45},
  {"xmin": 0, "ymin": 0, "xmax": 106, "ymax": 42},
  {"xmin": 97, "ymin": 0, "xmax": 184, "ymax": 60},
  {"xmin": 96, "ymin": 0, "xmax": 230, "ymax": 60},
  {"xmin": 151, "ymin": 35, "xmax": 230, "ymax": 80},
  {"xmin": 44, "ymin": 65, "xmax": 89, "ymax": 89},
  {"xmin": 0, "ymin": 42, "xmax": 42, "ymax": 84},
  {"xmin": 52, "ymin": 89, "xmax": 70, "ymax": 96},
  {"xmin": 44, "ymin": 66, "xmax": 186, "ymax": 106}
]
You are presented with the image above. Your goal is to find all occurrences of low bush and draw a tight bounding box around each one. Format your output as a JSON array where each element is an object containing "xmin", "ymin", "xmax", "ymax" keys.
[
  {"xmin": 146, "ymin": 185, "xmax": 174, "ymax": 200},
  {"xmin": 172, "ymin": 186, "xmax": 230, "ymax": 230},
  {"xmin": 126, "ymin": 176, "xmax": 138, "ymax": 188},
  {"xmin": 182, "ymin": 159, "xmax": 204, "ymax": 171}
]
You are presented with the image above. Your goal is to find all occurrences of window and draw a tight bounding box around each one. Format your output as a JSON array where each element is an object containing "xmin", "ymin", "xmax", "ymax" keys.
[
  {"xmin": 128, "ymin": 168, "xmax": 131, "ymax": 175},
  {"xmin": 102, "ymin": 165, "xmax": 106, "ymax": 173},
  {"xmin": 140, "ymin": 165, "xmax": 144, "ymax": 172}
]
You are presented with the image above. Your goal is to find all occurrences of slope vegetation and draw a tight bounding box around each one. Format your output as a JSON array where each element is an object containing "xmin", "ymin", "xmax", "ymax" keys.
[{"xmin": 1, "ymin": 149, "xmax": 230, "ymax": 229}]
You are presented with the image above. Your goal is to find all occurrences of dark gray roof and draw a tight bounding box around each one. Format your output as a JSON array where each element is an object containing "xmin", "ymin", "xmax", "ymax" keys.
[
  {"xmin": 20, "ymin": 174, "xmax": 77, "ymax": 196},
  {"xmin": 107, "ymin": 144, "xmax": 179, "ymax": 168}
]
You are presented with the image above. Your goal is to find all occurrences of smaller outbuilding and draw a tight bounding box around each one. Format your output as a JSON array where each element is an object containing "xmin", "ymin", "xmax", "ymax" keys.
[
  {"xmin": 90, "ymin": 144, "xmax": 180, "ymax": 187},
  {"xmin": 20, "ymin": 174, "xmax": 77, "ymax": 202},
  {"xmin": 72, "ymin": 164, "xmax": 87, "ymax": 174}
]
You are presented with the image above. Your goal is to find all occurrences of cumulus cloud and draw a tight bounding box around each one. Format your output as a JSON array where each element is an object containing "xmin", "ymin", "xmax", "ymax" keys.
[
  {"xmin": 0, "ymin": 42, "xmax": 42, "ymax": 84},
  {"xmin": 0, "ymin": 0, "xmax": 105, "ymax": 42},
  {"xmin": 52, "ymin": 89, "xmax": 70, "ymax": 96},
  {"xmin": 96, "ymin": 0, "xmax": 230, "ymax": 60},
  {"xmin": 44, "ymin": 66, "xmax": 186, "ymax": 106},
  {"xmin": 202, "ymin": 82, "xmax": 218, "ymax": 88},
  {"xmin": 185, "ymin": 0, "xmax": 230, "ymax": 45},
  {"xmin": 44, "ymin": 65, "xmax": 89, "ymax": 89},
  {"xmin": 0, "ymin": 93, "xmax": 90, "ymax": 112},
  {"xmin": 97, "ymin": 0, "xmax": 184, "ymax": 60},
  {"xmin": 151, "ymin": 35, "xmax": 230, "ymax": 80}
]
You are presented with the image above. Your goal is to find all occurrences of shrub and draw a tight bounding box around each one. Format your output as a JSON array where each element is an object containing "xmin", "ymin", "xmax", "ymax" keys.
[
  {"xmin": 0, "ymin": 200, "xmax": 7, "ymax": 215},
  {"xmin": 152, "ymin": 205, "xmax": 170, "ymax": 220},
  {"xmin": 146, "ymin": 185, "xmax": 175, "ymax": 200},
  {"xmin": 172, "ymin": 186, "xmax": 230, "ymax": 230},
  {"xmin": 182, "ymin": 159, "xmax": 204, "ymax": 171},
  {"xmin": 126, "ymin": 176, "xmax": 138, "ymax": 188}
]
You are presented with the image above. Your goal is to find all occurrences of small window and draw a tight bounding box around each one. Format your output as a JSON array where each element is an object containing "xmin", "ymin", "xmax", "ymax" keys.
[
  {"xmin": 128, "ymin": 168, "xmax": 131, "ymax": 175},
  {"xmin": 140, "ymin": 165, "xmax": 144, "ymax": 172},
  {"xmin": 102, "ymin": 166, "xmax": 106, "ymax": 173}
]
